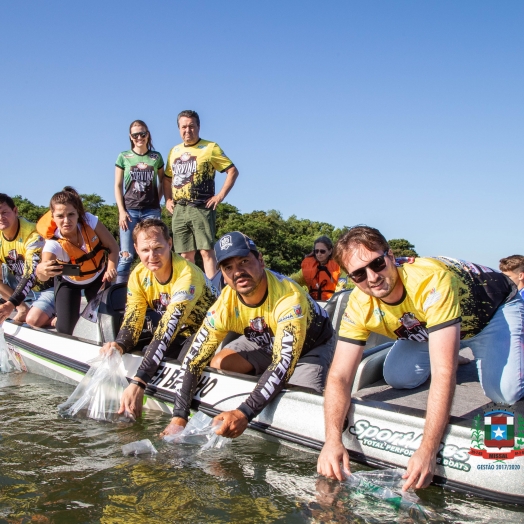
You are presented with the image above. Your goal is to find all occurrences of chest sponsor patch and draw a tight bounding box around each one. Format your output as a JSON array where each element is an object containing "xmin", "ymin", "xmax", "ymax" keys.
[
  {"xmin": 245, "ymin": 317, "xmax": 274, "ymax": 351},
  {"xmin": 172, "ymin": 152, "xmax": 197, "ymax": 188},
  {"xmin": 394, "ymin": 312, "xmax": 429, "ymax": 342},
  {"xmin": 152, "ymin": 292, "xmax": 171, "ymax": 313}
]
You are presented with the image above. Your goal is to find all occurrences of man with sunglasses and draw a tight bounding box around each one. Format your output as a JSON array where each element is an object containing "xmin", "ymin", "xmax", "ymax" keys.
[
  {"xmin": 164, "ymin": 110, "xmax": 239, "ymax": 279},
  {"xmin": 317, "ymin": 225, "xmax": 524, "ymax": 492}
]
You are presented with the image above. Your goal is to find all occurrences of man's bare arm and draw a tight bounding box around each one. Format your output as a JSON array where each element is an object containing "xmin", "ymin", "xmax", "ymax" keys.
[
  {"xmin": 317, "ymin": 340, "xmax": 364, "ymax": 480},
  {"xmin": 163, "ymin": 176, "xmax": 174, "ymax": 214},
  {"xmin": 403, "ymin": 323, "xmax": 460, "ymax": 490},
  {"xmin": 206, "ymin": 166, "xmax": 239, "ymax": 210}
]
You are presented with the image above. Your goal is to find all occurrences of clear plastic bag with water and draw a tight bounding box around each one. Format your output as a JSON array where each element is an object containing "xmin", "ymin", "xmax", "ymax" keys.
[
  {"xmin": 164, "ymin": 411, "xmax": 229, "ymax": 450},
  {"xmin": 0, "ymin": 327, "xmax": 24, "ymax": 373},
  {"xmin": 122, "ymin": 439, "xmax": 157, "ymax": 456},
  {"xmin": 58, "ymin": 347, "xmax": 134, "ymax": 423},
  {"xmin": 345, "ymin": 468, "xmax": 440, "ymax": 522}
]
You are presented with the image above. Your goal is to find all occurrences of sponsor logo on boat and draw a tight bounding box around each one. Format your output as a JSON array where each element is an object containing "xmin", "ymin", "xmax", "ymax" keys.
[
  {"xmin": 349, "ymin": 419, "xmax": 471, "ymax": 472},
  {"xmin": 470, "ymin": 404, "xmax": 524, "ymax": 462}
]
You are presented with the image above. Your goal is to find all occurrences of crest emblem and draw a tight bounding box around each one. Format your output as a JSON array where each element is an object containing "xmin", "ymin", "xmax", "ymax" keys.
[
  {"xmin": 484, "ymin": 410, "xmax": 515, "ymax": 449},
  {"xmin": 249, "ymin": 317, "xmax": 267, "ymax": 332},
  {"xmin": 470, "ymin": 404, "xmax": 524, "ymax": 461}
]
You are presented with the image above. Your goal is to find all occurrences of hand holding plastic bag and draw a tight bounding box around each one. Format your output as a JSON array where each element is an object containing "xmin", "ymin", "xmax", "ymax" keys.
[
  {"xmin": 0, "ymin": 327, "xmax": 24, "ymax": 373},
  {"xmin": 344, "ymin": 468, "xmax": 440, "ymax": 522},
  {"xmin": 164, "ymin": 411, "xmax": 230, "ymax": 451},
  {"xmin": 58, "ymin": 346, "xmax": 134, "ymax": 423}
]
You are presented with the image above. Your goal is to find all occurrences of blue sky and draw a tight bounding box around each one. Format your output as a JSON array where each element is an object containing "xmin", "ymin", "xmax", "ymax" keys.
[{"xmin": 1, "ymin": 1, "xmax": 522, "ymax": 268}]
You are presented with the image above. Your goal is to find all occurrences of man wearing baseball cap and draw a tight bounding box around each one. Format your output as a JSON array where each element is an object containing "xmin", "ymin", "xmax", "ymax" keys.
[{"xmin": 161, "ymin": 231, "xmax": 335, "ymax": 438}]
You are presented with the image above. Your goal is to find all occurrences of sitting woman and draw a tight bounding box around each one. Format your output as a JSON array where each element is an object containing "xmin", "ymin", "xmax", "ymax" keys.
[
  {"xmin": 36, "ymin": 187, "xmax": 119, "ymax": 335},
  {"xmin": 293, "ymin": 236, "xmax": 348, "ymax": 301}
]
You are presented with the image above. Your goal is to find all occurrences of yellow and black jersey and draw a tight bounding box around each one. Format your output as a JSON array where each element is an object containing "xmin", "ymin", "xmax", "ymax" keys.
[
  {"xmin": 115, "ymin": 253, "xmax": 218, "ymax": 382},
  {"xmin": 171, "ymin": 269, "xmax": 334, "ymax": 421},
  {"xmin": 0, "ymin": 218, "xmax": 49, "ymax": 306},
  {"xmin": 164, "ymin": 139, "xmax": 233, "ymax": 206},
  {"xmin": 339, "ymin": 257, "xmax": 515, "ymax": 345}
]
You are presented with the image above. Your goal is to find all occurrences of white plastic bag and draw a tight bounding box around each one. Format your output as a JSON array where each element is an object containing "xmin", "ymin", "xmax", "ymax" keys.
[
  {"xmin": 164, "ymin": 411, "xmax": 229, "ymax": 450},
  {"xmin": 345, "ymin": 469, "xmax": 438, "ymax": 522},
  {"xmin": 58, "ymin": 347, "xmax": 134, "ymax": 423},
  {"xmin": 0, "ymin": 327, "xmax": 24, "ymax": 373},
  {"xmin": 122, "ymin": 439, "xmax": 157, "ymax": 456}
]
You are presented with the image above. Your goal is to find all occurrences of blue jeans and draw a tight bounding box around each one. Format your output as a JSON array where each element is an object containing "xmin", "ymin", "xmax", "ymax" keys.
[
  {"xmin": 117, "ymin": 208, "xmax": 161, "ymax": 281},
  {"xmin": 383, "ymin": 295, "xmax": 524, "ymax": 405}
]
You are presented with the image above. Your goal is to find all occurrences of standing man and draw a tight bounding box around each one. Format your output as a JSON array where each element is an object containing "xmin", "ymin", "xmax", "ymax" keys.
[
  {"xmin": 164, "ymin": 110, "xmax": 239, "ymax": 278},
  {"xmin": 99, "ymin": 218, "xmax": 218, "ymax": 418},
  {"xmin": 0, "ymin": 193, "xmax": 55, "ymax": 326},
  {"xmin": 500, "ymin": 255, "xmax": 524, "ymax": 299},
  {"xmin": 160, "ymin": 231, "xmax": 335, "ymax": 438},
  {"xmin": 317, "ymin": 226, "xmax": 524, "ymax": 491}
]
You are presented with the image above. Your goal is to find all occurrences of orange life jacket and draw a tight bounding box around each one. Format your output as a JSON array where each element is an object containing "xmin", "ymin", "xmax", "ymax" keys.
[
  {"xmin": 301, "ymin": 256, "xmax": 341, "ymax": 301},
  {"xmin": 37, "ymin": 210, "xmax": 107, "ymax": 282}
]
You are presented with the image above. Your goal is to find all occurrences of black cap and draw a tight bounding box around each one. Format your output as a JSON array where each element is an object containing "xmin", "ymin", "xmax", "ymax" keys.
[{"xmin": 214, "ymin": 232, "xmax": 258, "ymax": 268}]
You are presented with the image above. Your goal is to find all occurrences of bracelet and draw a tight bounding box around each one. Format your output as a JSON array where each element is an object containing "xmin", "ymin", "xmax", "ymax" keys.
[{"xmin": 130, "ymin": 379, "xmax": 146, "ymax": 390}]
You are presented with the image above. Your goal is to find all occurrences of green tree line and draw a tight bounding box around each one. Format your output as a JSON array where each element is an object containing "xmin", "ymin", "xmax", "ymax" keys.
[{"xmin": 12, "ymin": 194, "xmax": 418, "ymax": 275}]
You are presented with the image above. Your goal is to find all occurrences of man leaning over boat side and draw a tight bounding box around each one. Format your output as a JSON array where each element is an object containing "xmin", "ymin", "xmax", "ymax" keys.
[
  {"xmin": 0, "ymin": 193, "xmax": 55, "ymax": 327},
  {"xmin": 160, "ymin": 231, "xmax": 336, "ymax": 439},
  {"xmin": 317, "ymin": 225, "xmax": 524, "ymax": 491},
  {"xmin": 99, "ymin": 218, "xmax": 218, "ymax": 418}
]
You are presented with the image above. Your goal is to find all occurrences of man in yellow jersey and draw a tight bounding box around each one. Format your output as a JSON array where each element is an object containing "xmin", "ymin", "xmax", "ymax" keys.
[
  {"xmin": 0, "ymin": 193, "xmax": 55, "ymax": 326},
  {"xmin": 163, "ymin": 110, "xmax": 239, "ymax": 278},
  {"xmin": 99, "ymin": 218, "xmax": 218, "ymax": 418},
  {"xmin": 317, "ymin": 226, "xmax": 524, "ymax": 491},
  {"xmin": 160, "ymin": 231, "xmax": 335, "ymax": 439}
]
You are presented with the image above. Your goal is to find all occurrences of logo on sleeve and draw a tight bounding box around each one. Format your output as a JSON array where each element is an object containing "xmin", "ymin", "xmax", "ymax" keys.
[
  {"xmin": 341, "ymin": 311, "xmax": 356, "ymax": 325},
  {"xmin": 206, "ymin": 309, "xmax": 217, "ymax": 328},
  {"xmin": 394, "ymin": 312, "xmax": 428, "ymax": 341},
  {"xmin": 293, "ymin": 305, "xmax": 302, "ymax": 317},
  {"xmin": 423, "ymin": 288, "xmax": 442, "ymax": 312}
]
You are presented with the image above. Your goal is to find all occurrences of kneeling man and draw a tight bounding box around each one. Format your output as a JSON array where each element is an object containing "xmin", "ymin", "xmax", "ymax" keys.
[
  {"xmin": 100, "ymin": 218, "xmax": 218, "ymax": 417},
  {"xmin": 161, "ymin": 231, "xmax": 335, "ymax": 438},
  {"xmin": 318, "ymin": 225, "xmax": 524, "ymax": 490}
]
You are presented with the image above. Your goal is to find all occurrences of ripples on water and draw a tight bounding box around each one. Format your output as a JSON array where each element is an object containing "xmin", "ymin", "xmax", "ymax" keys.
[{"xmin": 1, "ymin": 372, "xmax": 523, "ymax": 523}]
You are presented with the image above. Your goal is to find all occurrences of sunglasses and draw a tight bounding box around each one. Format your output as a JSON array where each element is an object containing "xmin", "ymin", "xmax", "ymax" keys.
[
  {"xmin": 347, "ymin": 251, "xmax": 389, "ymax": 283},
  {"xmin": 314, "ymin": 249, "xmax": 327, "ymax": 254},
  {"xmin": 131, "ymin": 131, "xmax": 148, "ymax": 139}
]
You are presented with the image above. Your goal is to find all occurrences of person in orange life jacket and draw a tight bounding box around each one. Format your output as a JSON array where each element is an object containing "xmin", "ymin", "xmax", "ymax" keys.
[
  {"xmin": 297, "ymin": 236, "xmax": 347, "ymax": 301},
  {"xmin": 36, "ymin": 187, "xmax": 119, "ymax": 335}
]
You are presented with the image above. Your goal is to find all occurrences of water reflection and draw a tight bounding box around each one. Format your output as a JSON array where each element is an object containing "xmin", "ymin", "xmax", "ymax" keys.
[{"xmin": 1, "ymin": 373, "xmax": 523, "ymax": 523}]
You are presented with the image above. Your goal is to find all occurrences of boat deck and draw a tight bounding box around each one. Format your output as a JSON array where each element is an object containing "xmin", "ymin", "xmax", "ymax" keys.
[{"xmin": 354, "ymin": 347, "xmax": 524, "ymax": 421}]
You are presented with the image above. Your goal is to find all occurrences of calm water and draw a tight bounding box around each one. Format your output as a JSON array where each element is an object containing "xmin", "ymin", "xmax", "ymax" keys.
[{"xmin": 1, "ymin": 372, "xmax": 523, "ymax": 524}]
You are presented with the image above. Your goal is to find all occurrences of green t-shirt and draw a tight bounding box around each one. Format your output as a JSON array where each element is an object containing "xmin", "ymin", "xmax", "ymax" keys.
[{"xmin": 115, "ymin": 149, "xmax": 164, "ymax": 210}]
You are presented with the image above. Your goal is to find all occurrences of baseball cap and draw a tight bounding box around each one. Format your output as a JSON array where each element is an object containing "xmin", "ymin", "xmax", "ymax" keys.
[{"xmin": 214, "ymin": 232, "xmax": 258, "ymax": 268}]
